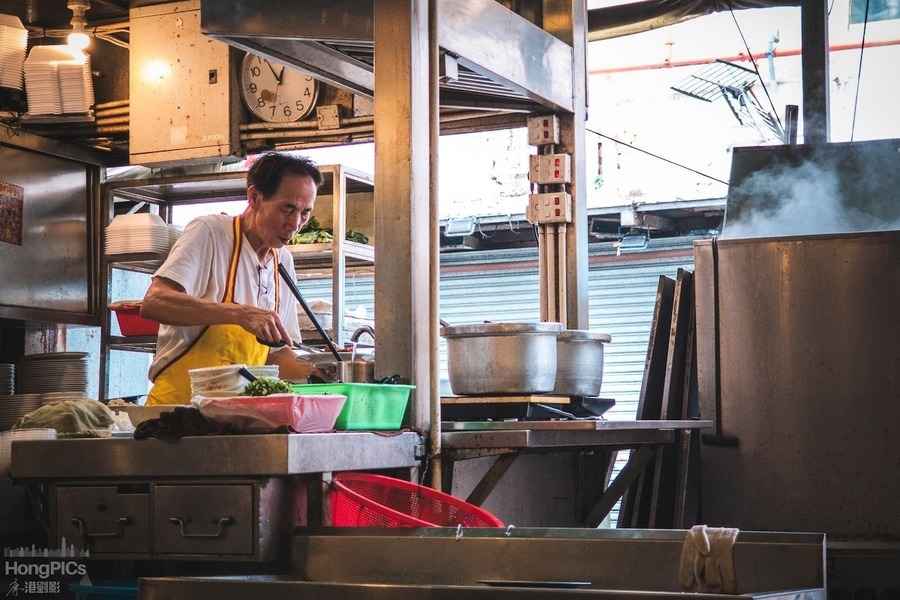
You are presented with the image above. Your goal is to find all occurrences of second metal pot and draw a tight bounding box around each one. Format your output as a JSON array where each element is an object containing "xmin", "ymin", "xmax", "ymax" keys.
[
  {"xmin": 441, "ymin": 322, "xmax": 564, "ymax": 395},
  {"xmin": 553, "ymin": 330, "xmax": 612, "ymax": 396}
]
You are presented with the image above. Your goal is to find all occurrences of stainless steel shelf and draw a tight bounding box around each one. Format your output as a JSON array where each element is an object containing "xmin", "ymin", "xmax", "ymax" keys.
[
  {"xmin": 108, "ymin": 335, "xmax": 157, "ymax": 353},
  {"xmin": 289, "ymin": 241, "xmax": 374, "ymax": 271}
]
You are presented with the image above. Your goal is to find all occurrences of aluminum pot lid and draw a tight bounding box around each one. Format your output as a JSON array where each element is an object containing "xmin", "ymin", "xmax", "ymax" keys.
[
  {"xmin": 558, "ymin": 330, "xmax": 612, "ymax": 343},
  {"xmin": 441, "ymin": 321, "xmax": 564, "ymax": 338}
]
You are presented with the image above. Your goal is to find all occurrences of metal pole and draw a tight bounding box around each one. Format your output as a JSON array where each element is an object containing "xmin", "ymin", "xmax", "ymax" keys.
[
  {"xmin": 801, "ymin": 0, "xmax": 830, "ymax": 144},
  {"xmin": 374, "ymin": 0, "xmax": 432, "ymax": 433},
  {"xmin": 428, "ymin": 0, "xmax": 442, "ymax": 490},
  {"xmin": 545, "ymin": 0, "xmax": 590, "ymax": 328},
  {"xmin": 331, "ymin": 165, "xmax": 346, "ymax": 346}
]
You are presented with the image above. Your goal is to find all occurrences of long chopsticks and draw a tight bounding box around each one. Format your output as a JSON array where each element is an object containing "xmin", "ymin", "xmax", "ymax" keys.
[{"xmin": 277, "ymin": 262, "xmax": 343, "ymax": 362}]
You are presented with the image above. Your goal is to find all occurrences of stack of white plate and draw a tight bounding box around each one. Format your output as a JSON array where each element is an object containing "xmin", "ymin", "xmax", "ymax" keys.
[
  {"xmin": 0, "ymin": 394, "xmax": 45, "ymax": 431},
  {"xmin": 0, "ymin": 14, "xmax": 27, "ymax": 92},
  {"xmin": 0, "ymin": 363, "xmax": 13, "ymax": 396},
  {"xmin": 17, "ymin": 352, "xmax": 89, "ymax": 395},
  {"xmin": 105, "ymin": 213, "xmax": 172, "ymax": 255},
  {"xmin": 24, "ymin": 45, "xmax": 93, "ymax": 116},
  {"xmin": 0, "ymin": 393, "xmax": 89, "ymax": 431}
]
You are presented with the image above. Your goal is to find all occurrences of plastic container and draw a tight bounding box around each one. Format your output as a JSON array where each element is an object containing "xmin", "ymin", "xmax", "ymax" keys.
[
  {"xmin": 330, "ymin": 473, "xmax": 504, "ymax": 528},
  {"xmin": 290, "ymin": 383, "xmax": 413, "ymax": 430},
  {"xmin": 113, "ymin": 307, "xmax": 159, "ymax": 336},
  {"xmin": 193, "ymin": 393, "xmax": 346, "ymax": 433},
  {"xmin": 188, "ymin": 365, "xmax": 277, "ymax": 398}
]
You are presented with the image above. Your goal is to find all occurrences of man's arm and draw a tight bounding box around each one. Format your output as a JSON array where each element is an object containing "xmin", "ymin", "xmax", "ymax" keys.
[
  {"xmin": 142, "ymin": 277, "xmax": 291, "ymax": 345},
  {"xmin": 266, "ymin": 347, "xmax": 320, "ymax": 382}
]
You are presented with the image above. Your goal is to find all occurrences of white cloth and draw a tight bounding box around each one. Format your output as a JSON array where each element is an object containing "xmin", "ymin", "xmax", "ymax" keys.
[
  {"xmin": 148, "ymin": 214, "xmax": 302, "ymax": 381},
  {"xmin": 678, "ymin": 525, "xmax": 739, "ymax": 594}
]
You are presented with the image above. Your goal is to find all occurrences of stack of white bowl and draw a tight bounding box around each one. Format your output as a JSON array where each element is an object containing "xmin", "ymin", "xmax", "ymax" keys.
[
  {"xmin": 24, "ymin": 45, "xmax": 92, "ymax": 116},
  {"xmin": 17, "ymin": 352, "xmax": 89, "ymax": 395},
  {"xmin": 0, "ymin": 428, "xmax": 57, "ymax": 476},
  {"xmin": 105, "ymin": 213, "xmax": 173, "ymax": 256},
  {"xmin": 189, "ymin": 365, "xmax": 279, "ymax": 398},
  {"xmin": 58, "ymin": 55, "xmax": 94, "ymax": 114},
  {"xmin": 0, "ymin": 14, "xmax": 27, "ymax": 93},
  {"xmin": 0, "ymin": 363, "xmax": 13, "ymax": 396}
]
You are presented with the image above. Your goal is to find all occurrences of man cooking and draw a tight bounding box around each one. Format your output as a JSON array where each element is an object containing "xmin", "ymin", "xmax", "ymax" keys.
[{"xmin": 141, "ymin": 153, "xmax": 322, "ymax": 405}]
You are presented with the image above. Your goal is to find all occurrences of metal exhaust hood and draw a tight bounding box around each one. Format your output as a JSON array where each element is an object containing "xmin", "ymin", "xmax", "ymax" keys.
[{"xmin": 201, "ymin": 0, "xmax": 575, "ymax": 113}]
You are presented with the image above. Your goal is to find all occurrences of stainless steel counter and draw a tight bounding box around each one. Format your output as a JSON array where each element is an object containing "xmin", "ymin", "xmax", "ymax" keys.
[
  {"xmin": 141, "ymin": 578, "xmax": 821, "ymax": 600},
  {"xmin": 441, "ymin": 420, "xmax": 710, "ymax": 449},
  {"xmin": 140, "ymin": 528, "xmax": 826, "ymax": 600},
  {"xmin": 10, "ymin": 432, "xmax": 422, "ymax": 479}
]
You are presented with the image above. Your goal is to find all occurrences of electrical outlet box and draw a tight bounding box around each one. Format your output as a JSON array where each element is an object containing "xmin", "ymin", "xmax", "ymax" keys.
[
  {"xmin": 527, "ymin": 192, "xmax": 572, "ymax": 224},
  {"xmin": 528, "ymin": 153, "xmax": 572, "ymax": 184},
  {"xmin": 129, "ymin": 0, "xmax": 239, "ymax": 165},
  {"xmin": 316, "ymin": 105, "xmax": 341, "ymax": 130},
  {"xmin": 527, "ymin": 114, "xmax": 560, "ymax": 146}
]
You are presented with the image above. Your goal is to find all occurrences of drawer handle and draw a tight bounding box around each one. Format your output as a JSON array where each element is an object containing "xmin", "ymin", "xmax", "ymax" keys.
[
  {"xmin": 70, "ymin": 516, "xmax": 131, "ymax": 543},
  {"xmin": 168, "ymin": 516, "xmax": 234, "ymax": 539}
]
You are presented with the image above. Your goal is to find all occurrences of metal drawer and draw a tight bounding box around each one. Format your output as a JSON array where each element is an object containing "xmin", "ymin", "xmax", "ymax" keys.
[
  {"xmin": 56, "ymin": 486, "xmax": 150, "ymax": 555},
  {"xmin": 154, "ymin": 484, "xmax": 254, "ymax": 556}
]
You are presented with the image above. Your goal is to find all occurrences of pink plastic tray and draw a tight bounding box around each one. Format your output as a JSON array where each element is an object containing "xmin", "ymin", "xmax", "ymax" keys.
[{"xmin": 195, "ymin": 393, "xmax": 347, "ymax": 433}]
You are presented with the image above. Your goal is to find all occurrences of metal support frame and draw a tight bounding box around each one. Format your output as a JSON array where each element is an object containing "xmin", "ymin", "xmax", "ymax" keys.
[
  {"xmin": 201, "ymin": 0, "xmax": 574, "ymax": 112},
  {"xmin": 537, "ymin": 1, "xmax": 590, "ymax": 328},
  {"xmin": 801, "ymin": 0, "xmax": 830, "ymax": 143},
  {"xmin": 373, "ymin": 0, "xmax": 433, "ymax": 434},
  {"xmin": 330, "ymin": 166, "xmax": 346, "ymax": 346},
  {"xmin": 465, "ymin": 453, "xmax": 518, "ymax": 506}
]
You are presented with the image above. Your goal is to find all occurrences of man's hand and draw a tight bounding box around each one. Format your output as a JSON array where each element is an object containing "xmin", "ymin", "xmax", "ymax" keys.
[{"xmin": 238, "ymin": 305, "xmax": 291, "ymax": 346}]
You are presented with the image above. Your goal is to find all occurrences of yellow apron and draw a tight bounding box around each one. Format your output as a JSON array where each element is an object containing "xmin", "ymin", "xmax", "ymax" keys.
[{"xmin": 146, "ymin": 216, "xmax": 281, "ymax": 406}]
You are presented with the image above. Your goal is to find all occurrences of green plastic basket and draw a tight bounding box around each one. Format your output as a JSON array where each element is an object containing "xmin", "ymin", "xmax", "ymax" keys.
[{"xmin": 290, "ymin": 383, "xmax": 414, "ymax": 430}]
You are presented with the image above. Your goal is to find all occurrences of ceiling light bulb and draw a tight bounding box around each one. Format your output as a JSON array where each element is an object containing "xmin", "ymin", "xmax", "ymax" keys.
[{"xmin": 67, "ymin": 31, "xmax": 91, "ymax": 51}]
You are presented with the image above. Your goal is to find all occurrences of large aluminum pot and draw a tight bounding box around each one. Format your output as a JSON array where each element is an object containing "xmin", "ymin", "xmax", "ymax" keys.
[
  {"xmin": 553, "ymin": 330, "xmax": 612, "ymax": 396},
  {"xmin": 441, "ymin": 322, "xmax": 564, "ymax": 395}
]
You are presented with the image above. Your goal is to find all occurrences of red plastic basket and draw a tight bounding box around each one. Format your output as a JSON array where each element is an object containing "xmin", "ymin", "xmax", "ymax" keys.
[
  {"xmin": 330, "ymin": 473, "xmax": 504, "ymax": 528},
  {"xmin": 113, "ymin": 307, "xmax": 159, "ymax": 336}
]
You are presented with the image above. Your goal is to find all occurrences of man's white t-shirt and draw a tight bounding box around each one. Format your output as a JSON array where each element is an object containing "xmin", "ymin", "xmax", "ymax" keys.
[{"xmin": 148, "ymin": 214, "xmax": 302, "ymax": 381}]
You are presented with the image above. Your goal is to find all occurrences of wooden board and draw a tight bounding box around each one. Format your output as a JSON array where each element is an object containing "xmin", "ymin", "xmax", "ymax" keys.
[{"xmin": 441, "ymin": 395, "xmax": 570, "ymax": 405}]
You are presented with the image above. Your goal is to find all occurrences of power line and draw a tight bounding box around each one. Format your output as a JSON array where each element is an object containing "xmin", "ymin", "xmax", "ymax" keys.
[
  {"xmin": 851, "ymin": 0, "xmax": 870, "ymax": 141},
  {"xmin": 586, "ymin": 127, "xmax": 730, "ymax": 186},
  {"xmin": 728, "ymin": 3, "xmax": 785, "ymax": 134}
]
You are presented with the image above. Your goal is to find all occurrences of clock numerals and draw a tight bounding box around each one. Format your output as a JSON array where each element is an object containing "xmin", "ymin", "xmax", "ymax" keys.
[{"xmin": 243, "ymin": 53, "xmax": 317, "ymax": 122}]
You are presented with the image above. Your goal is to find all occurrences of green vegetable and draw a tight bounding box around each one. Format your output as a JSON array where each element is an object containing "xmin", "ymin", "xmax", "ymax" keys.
[
  {"xmin": 289, "ymin": 216, "xmax": 369, "ymax": 245},
  {"xmin": 244, "ymin": 377, "xmax": 292, "ymax": 396}
]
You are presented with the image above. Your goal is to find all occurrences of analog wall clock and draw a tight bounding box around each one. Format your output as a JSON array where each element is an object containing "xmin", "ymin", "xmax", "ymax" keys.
[{"xmin": 240, "ymin": 53, "xmax": 319, "ymax": 123}]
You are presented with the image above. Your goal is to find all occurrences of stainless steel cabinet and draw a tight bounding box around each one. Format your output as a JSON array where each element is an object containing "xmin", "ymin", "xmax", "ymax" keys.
[
  {"xmin": 56, "ymin": 486, "xmax": 151, "ymax": 555},
  {"xmin": 154, "ymin": 484, "xmax": 253, "ymax": 556},
  {"xmin": 51, "ymin": 478, "xmax": 290, "ymax": 560}
]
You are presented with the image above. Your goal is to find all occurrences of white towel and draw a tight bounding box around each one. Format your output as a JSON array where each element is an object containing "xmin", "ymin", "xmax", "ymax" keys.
[{"xmin": 678, "ymin": 524, "xmax": 739, "ymax": 594}]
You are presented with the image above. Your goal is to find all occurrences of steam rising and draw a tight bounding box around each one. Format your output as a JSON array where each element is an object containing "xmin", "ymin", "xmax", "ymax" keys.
[{"xmin": 723, "ymin": 144, "xmax": 900, "ymax": 238}]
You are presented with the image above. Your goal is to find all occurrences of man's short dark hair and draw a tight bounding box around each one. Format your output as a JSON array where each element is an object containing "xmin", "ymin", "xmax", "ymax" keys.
[{"xmin": 247, "ymin": 153, "xmax": 323, "ymax": 198}]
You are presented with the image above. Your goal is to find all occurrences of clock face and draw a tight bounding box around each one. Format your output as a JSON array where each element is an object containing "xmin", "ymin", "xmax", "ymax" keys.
[{"xmin": 240, "ymin": 53, "xmax": 319, "ymax": 123}]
